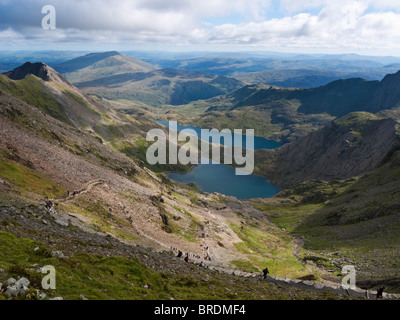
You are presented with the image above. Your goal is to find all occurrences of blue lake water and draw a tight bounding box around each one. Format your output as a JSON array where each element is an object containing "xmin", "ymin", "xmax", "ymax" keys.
[
  {"xmin": 155, "ymin": 120, "xmax": 282, "ymax": 200},
  {"xmin": 155, "ymin": 120, "xmax": 282, "ymax": 150}
]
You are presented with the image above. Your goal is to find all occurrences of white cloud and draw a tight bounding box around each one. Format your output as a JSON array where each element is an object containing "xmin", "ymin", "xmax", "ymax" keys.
[{"xmin": 1, "ymin": 0, "xmax": 400, "ymax": 54}]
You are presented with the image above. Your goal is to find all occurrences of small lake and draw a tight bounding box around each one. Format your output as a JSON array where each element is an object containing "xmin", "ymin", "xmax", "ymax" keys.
[
  {"xmin": 155, "ymin": 120, "xmax": 282, "ymax": 150},
  {"xmin": 155, "ymin": 121, "xmax": 282, "ymax": 200}
]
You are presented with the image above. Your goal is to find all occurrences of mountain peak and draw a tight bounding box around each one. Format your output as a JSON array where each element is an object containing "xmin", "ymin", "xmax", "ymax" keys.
[
  {"xmin": 3, "ymin": 61, "xmax": 69, "ymax": 85},
  {"xmin": 4, "ymin": 62, "xmax": 51, "ymax": 81}
]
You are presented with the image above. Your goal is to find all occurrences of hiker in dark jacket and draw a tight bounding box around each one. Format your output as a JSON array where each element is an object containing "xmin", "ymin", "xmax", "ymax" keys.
[
  {"xmin": 377, "ymin": 286, "xmax": 385, "ymax": 299},
  {"xmin": 263, "ymin": 268, "xmax": 270, "ymax": 279}
]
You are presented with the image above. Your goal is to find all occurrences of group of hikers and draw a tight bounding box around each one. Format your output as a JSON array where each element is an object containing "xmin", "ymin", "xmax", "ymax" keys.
[
  {"xmin": 171, "ymin": 247, "xmax": 211, "ymax": 267},
  {"xmin": 45, "ymin": 196, "xmax": 56, "ymax": 214}
]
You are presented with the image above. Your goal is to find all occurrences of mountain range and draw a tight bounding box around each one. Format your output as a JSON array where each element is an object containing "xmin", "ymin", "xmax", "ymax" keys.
[{"xmin": 53, "ymin": 51, "xmax": 244, "ymax": 106}]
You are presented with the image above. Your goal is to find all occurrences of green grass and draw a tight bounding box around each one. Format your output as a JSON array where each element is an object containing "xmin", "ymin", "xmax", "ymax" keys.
[
  {"xmin": 0, "ymin": 74, "xmax": 72, "ymax": 125},
  {"xmin": 229, "ymin": 223, "xmax": 309, "ymax": 278},
  {"xmin": 0, "ymin": 155, "xmax": 66, "ymax": 198},
  {"xmin": 0, "ymin": 231, "xmax": 335, "ymax": 300},
  {"xmin": 62, "ymin": 90, "xmax": 101, "ymax": 117}
]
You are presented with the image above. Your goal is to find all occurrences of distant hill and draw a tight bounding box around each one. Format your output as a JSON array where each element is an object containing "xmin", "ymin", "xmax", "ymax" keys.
[
  {"xmin": 53, "ymin": 52, "xmax": 244, "ymax": 106},
  {"xmin": 203, "ymin": 70, "xmax": 400, "ymax": 117},
  {"xmin": 54, "ymin": 51, "xmax": 157, "ymax": 83},
  {"xmin": 135, "ymin": 53, "xmax": 400, "ymax": 88}
]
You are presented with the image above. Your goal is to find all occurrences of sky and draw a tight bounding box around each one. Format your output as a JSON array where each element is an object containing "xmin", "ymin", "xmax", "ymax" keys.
[{"xmin": 1, "ymin": 0, "xmax": 400, "ymax": 56}]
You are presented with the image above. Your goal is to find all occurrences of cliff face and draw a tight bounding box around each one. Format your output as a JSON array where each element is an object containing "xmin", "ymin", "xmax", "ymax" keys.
[{"xmin": 257, "ymin": 112, "xmax": 400, "ymax": 188}]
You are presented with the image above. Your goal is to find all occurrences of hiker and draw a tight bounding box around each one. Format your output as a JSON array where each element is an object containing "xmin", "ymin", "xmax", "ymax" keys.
[
  {"xmin": 199, "ymin": 261, "xmax": 204, "ymax": 268},
  {"xmin": 263, "ymin": 267, "xmax": 270, "ymax": 279},
  {"xmin": 184, "ymin": 255, "xmax": 189, "ymax": 263},
  {"xmin": 377, "ymin": 286, "xmax": 385, "ymax": 299},
  {"xmin": 177, "ymin": 250, "xmax": 183, "ymax": 258}
]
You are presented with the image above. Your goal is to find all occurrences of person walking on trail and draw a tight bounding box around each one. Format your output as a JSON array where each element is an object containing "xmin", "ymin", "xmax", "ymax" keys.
[
  {"xmin": 184, "ymin": 254, "xmax": 189, "ymax": 263},
  {"xmin": 263, "ymin": 267, "xmax": 270, "ymax": 279},
  {"xmin": 377, "ymin": 286, "xmax": 385, "ymax": 299},
  {"xmin": 177, "ymin": 250, "xmax": 183, "ymax": 258}
]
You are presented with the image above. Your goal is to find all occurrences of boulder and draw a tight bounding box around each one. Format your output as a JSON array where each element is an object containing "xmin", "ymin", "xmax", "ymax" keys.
[
  {"xmin": 15, "ymin": 277, "xmax": 30, "ymax": 289},
  {"xmin": 5, "ymin": 286, "xmax": 22, "ymax": 298},
  {"xmin": 51, "ymin": 251, "xmax": 65, "ymax": 258},
  {"xmin": 314, "ymin": 282, "xmax": 325, "ymax": 290},
  {"xmin": 6, "ymin": 278, "xmax": 16, "ymax": 286}
]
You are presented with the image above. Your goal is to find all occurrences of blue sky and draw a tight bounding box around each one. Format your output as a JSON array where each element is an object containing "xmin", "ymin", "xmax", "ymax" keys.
[{"xmin": 1, "ymin": 0, "xmax": 400, "ymax": 56}]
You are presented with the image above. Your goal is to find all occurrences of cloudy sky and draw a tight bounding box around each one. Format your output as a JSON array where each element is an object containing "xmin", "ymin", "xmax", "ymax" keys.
[{"xmin": 1, "ymin": 0, "xmax": 400, "ymax": 55}]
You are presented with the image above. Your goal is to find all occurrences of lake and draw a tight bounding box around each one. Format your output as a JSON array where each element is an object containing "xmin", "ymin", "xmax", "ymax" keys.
[
  {"xmin": 155, "ymin": 120, "xmax": 282, "ymax": 150},
  {"xmin": 155, "ymin": 121, "xmax": 282, "ymax": 200}
]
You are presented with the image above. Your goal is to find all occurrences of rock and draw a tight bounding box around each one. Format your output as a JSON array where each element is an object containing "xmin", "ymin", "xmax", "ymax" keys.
[
  {"xmin": 302, "ymin": 281, "xmax": 315, "ymax": 286},
  {"xmin": 51, "ymin": 251, "xmax": 65, "ymax": 258},
  {"xmin": 5, "ymin": 278, "xmax": 30, "ymax": 298},
  {"xmin": 6, "ymin": 278, "xmax": 16, "ymax": 286},
  {"xmin": 0, "ymin": 178, "xmax": 5, "ymax": 184},
  {"xmin": 0, "ymin": 283, "xmax": 3, "ymax": 293},
  {"xmin": 144, "ymin": 284, "xmax": 149, "ymax": 289},
  {"xmin": 38, "ymin": 291, "xmax": 47, "ymax": 300},
  {"xmin": 314, "ymin": 282, "xmax": 325, "ymax": 290},
  {"xmin": 50, "ymin": 297, "xmax": 63, "ymax": 300},
  {"xmin": 34, "ymin": 247, "xmax": 40, "ymax": 252},
  {"xmin": 15, "ymin": 277, "xmax": 30, "ymax": 289},
  {"xmin": 42, "ymin": 219, "xmax": 48, "ymax": 225},
  {"xmin": 80, "ymin": 294, "xmax": 88, "ymax": 300},
  {"xmin": 5, "ymin": 286, "xmax": 22, "ymax": 297}
]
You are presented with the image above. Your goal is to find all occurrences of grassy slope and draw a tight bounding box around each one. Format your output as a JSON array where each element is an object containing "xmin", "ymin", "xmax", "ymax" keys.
[
  {"xmin": 253, "ymin": 151, "xmax": 400, "ymax": 292},
  {"xmin": 0, "ymin": 231, "xmax": 345, "ymax": 300},
  {"xmin": 0, "ymin": 74, "xmax": 72, "ymax": 125}
]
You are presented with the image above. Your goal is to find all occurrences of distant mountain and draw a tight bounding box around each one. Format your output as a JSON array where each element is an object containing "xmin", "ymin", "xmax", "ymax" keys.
[
  {"xmin": 54, "ymin": 51, "xmax": 157, "ymax": 84},
  {"xmin": 134, "ymin": 52, "xmax": 400, "ymax": 88},
  {"xmin": 54, "ymin": 52, "xmax": 244, "ymax": 106},
  {"xmin": 205, "ymin": 70, "xmax": 400, "ymax": 117}
]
